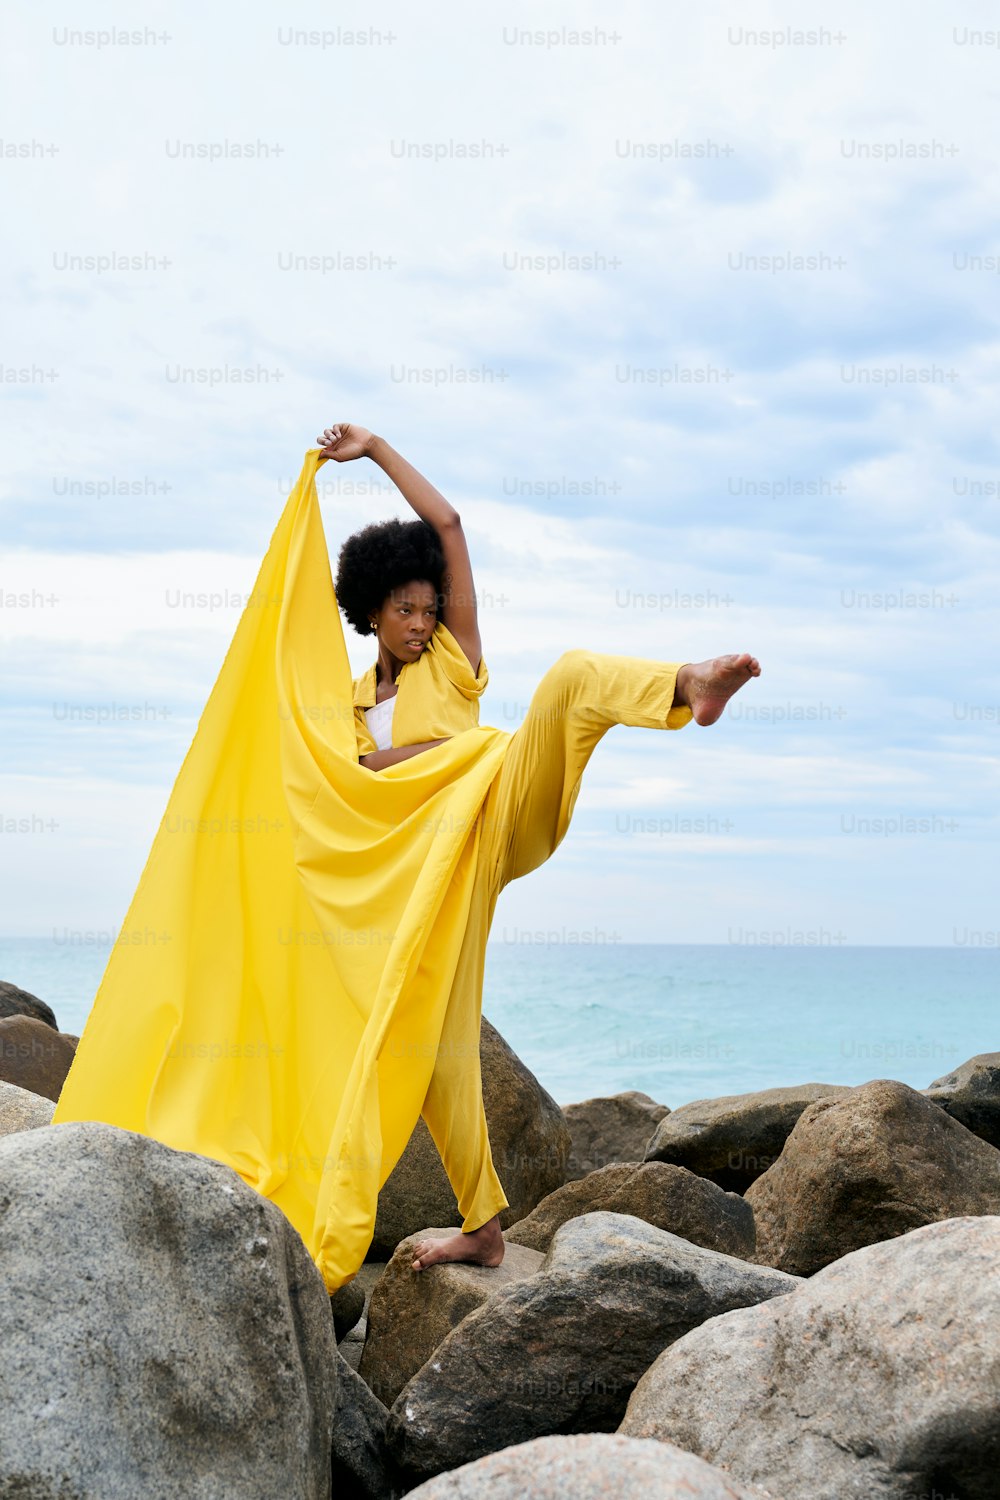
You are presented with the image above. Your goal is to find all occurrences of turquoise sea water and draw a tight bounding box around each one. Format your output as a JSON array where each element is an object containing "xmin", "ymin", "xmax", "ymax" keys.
[{"xmin": 2, "ymin": 939, "xmax": 995, "ymax": 1110}]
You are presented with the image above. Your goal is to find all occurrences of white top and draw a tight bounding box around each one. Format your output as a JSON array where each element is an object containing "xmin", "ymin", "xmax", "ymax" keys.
[{"xmin": 363, "ymin": 694, "xmax": 396, "ymax": 751}]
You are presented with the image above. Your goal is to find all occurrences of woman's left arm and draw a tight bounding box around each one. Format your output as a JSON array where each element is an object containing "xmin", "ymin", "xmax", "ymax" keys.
[{"xmin": 318, "ymin": 424, "xmax": 482, "ymax": 673}]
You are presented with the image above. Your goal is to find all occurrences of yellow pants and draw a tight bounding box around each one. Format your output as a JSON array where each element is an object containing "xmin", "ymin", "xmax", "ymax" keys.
[{"xmin": 420, "ymin": 649, "xmax": 692, "ymax": 1233}]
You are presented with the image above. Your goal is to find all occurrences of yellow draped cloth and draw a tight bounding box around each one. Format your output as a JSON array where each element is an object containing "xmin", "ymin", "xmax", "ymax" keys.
[{"xmin": 52, "ymin": 449, "xmax": 512, "ymax": 1292}]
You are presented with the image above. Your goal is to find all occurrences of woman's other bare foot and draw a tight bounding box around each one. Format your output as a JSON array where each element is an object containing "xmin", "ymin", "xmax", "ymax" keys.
[
  {"xmin": 674, "ymin": 653, "xmax": 761, "ymax": 726},
  {"xmin": 410, "ymin": 1215, "xmax": 505, "ymax": 1272}
]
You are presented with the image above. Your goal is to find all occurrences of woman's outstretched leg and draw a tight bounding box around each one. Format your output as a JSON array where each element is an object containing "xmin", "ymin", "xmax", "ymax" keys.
[
  {"xmin": 408, "ymin": 645, "xmax": 760, "ymax": 1272},
  {"xmin": 486, "ymin": 647, "xmax": 760, "ymax": 890}
]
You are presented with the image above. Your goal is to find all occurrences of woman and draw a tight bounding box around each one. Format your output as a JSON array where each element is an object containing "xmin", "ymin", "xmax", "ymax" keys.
[
  {"xmin": 52, "ymin": 424, "xmax": 759, "ymax": 1294},
  {"xmin": 316, "ymin": 422, "xmax": 761, "ymax": 1272}
]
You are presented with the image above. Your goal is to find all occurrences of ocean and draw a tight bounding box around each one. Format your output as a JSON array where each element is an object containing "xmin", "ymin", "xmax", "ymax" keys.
[{"xmin": 2, "ymin": 938, "xmax": 995, "ymax": 1110}]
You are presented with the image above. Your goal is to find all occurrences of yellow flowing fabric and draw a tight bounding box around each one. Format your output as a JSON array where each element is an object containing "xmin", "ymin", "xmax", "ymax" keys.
[{"xmin": 52, "ymin": 449, "xmax": 512, "ymax": 1292}]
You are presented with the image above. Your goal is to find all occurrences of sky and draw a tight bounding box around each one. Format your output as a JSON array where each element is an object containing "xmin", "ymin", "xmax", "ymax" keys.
[{"xmin": 2, "ymin": 1, "xmax": 999, "ymax": 950}]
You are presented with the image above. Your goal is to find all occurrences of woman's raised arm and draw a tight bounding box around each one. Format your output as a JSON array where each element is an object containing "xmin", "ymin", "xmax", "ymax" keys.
[{"xmin": 318, "ymin": 423, "xmax": 482, "ymax": 674}]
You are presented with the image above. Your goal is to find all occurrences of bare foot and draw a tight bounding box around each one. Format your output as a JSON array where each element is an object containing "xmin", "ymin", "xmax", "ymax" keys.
[
  {"xmin": 674, "ymin": 653, "xmax": 761, "ymax": 726},
  {"xmin": 410, "ymin": 1215, "xmax": 505, "ymax": 1272}
]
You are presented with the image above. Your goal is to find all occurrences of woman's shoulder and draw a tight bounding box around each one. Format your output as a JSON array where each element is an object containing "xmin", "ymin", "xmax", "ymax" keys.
[{"xmin": 426, "ymin": 620, "xmax": 487, "ymax": 692}]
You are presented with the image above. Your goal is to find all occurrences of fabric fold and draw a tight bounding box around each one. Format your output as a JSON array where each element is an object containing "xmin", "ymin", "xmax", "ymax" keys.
[{"xmin": 53, "ymin": 448, "xmax": 511, "ymax": 1291}]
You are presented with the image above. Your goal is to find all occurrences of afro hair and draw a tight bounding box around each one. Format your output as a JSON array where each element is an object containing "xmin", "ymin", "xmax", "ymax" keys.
[{"xmin": 335, "ymin": 517, "xmax": 446, "ymax": 636}]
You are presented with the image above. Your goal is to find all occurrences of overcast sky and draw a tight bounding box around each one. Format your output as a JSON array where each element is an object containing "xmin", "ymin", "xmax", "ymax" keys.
[{"xmin": 3, "ymin": 1, "xmax": 999, "ymax": 949}]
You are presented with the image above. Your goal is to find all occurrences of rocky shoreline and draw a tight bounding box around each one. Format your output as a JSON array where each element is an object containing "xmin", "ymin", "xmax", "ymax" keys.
[{"xmin": 1, "ymin": 977, "xmax": 998, "ymax": 1498}]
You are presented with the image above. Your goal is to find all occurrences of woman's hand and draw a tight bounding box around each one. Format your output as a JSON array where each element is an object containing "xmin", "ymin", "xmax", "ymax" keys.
[{"xmin": 316, "ymin": 423, "xmax": 375, "ymax": 462}]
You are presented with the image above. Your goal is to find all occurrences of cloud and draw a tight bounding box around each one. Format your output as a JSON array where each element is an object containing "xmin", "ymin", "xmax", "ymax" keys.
[{"xmin": 2, "ymin": 0, "xmax": 997, "ymax": 946}]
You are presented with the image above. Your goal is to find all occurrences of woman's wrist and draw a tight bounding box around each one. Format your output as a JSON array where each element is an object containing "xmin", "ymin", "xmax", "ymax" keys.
[{"xmin": 366, "ymin": 433, "xmax": 391, "ymax": 463}]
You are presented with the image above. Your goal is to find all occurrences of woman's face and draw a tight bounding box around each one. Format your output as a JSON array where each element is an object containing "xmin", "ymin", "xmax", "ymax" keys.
[{"xmin": 369, "ymin": 579, "xmax": 438, "ymax": 661}]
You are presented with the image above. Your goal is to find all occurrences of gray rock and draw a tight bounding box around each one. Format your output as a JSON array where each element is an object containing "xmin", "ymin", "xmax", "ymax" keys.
[
  {"xmin": 331, "ymin": 1350, "xmax": 394, "ymax": 1500},
  {"xmin": 0, "ymin": 1013, "xmax": 77, "ymax": 1101},
  {"xmin": 353, "ymin": 1259, "xmax": 389, "ymax": 1304},
  {"xmin": 562, "ymin": 1091, "xmax": 670, "ymax": 1181},
  {"xmin": 0, "ymin": 1077, "xmax": 55, "ymax": 1138},
  {"xmin": 621, "ymin": 1215, "xmax": 1000, "ymax": 1500},
  {"xmin": 0, "ymin": 978, "xmax": 58, "ymax": 1029},
  {"xmin": 0, "ymin": 1120, "xmax": 339, "ymax": 1498},
  {"xmin": 386, "ymin": 1210, "xmax": 799, "ymax": 1486},
  {"xmin": 645, "ymin": 1083, "xmax": 851, "ymax": 1192},
  {"xmin": 339, "ymin": 1261, "xmax": 388, "ymax": 1376},
  {"xmin": 331, "ymin": 1278, "xmax": 367, "ymax": 1342},
  {"xmin": 505, "ymin": 1161, "xmax": 754, "ymax": 1258},
  {"xmin": 924, "ymin": 1051, "xmax": 1000, "ymax": 1149},
  {"xmin": 406, "ymin": 1432, "xmax": 768, "ymax": 1498},
  {"xmin": 371, "ymin": 1018, "xmax": 570, "ymax": 1258},
  {"xmin": 746, "ymin": 1078, "xmax": 1000, "ymax": 1274},
  {"xmin": 360, "ymin": 1228, "xmax": 544, "ymax": 1407}
]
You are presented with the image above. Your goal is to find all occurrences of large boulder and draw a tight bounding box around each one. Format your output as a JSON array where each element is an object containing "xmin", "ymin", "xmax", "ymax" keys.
[
  {"xmin": 0, "ymin": 978, "xmax": 58, "ymax": 1029},
  {"xmin": 924, "ymin": 1051, "xmax": 1000, "ymax": 1149},
  {"xmin": 645, "ymin": 1083, "xmax": 851, "ymax": 1192},
  {"xmin": 505, "ymin": 1161, "xmax": 754, "ymax": 1258},
  {"xmin": 621, "ymin": 1215, "xmax": 1000, "ymax": 1500},
  {"xmin": 562, "ymin": 1091, "xmax": 669, "ymax": 1181},
  {"xmin": 0, "ymin": 1013, "xmax": 77, "ymax": 1101},
  {"xmin": 0, "ymin": 1120, "xmax": 340, "ymax": 1497},
  {"xmin": 370, "ymin": 1017, "xmax": 570, "ymax": 1258},
  {"xmin": 360, "ymin": 1229, "xmax": 544, "ymax": 1407},
  {"xmin": 746, "ymin": 1078, "xmax": 1000, "ymax": 1275},
  {"xmin": 0, "ymin": 1077, "xmax": 55, "ymax": 1137},
  {"xmin": 386, "ymin": 1210, "xmax": 799, "ymax": 1486},
  {"xmin": 406, "ymin": 1432, "xmax": 768, "ymax": 1498}
]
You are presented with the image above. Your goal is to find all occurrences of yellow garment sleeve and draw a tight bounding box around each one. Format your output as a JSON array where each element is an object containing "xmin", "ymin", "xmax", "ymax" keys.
[
  {"xmin": 433, "ymin": 621, "xmax": 489, "ymax": 700},
  {"xmin": 354, "ymin": 706, "xmax": 378, "ymax": 759}
]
